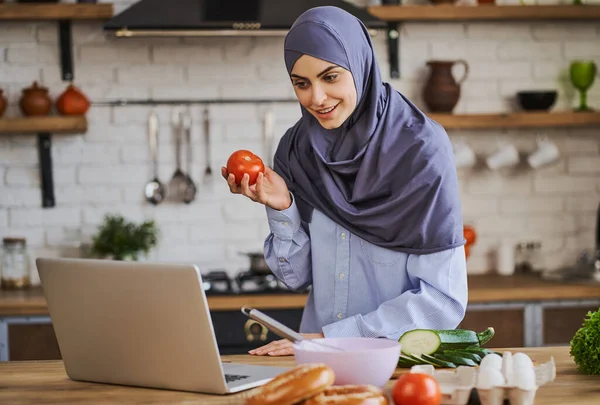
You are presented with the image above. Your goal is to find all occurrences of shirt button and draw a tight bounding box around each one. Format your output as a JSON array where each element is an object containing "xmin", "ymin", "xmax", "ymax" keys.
[
  {"xmin": 337, "ymin": 312, "xmax": 343, "ymax": 319},
  {"xmin": 339, "ymin": 273, "xmax": 345, "ymax": 280},
  {"xmin": 340, "ymin": 233, "xmax": 346, "ymax": 239},
  {"xmin": 279, "ymin": 258, "xmax": 286, "ymax": 262}
]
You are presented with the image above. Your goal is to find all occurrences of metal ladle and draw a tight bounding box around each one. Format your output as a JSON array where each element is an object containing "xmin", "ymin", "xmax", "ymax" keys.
[
  {"xmin": 169, "ymin": 109, "xmax": 186, "ymax": 200},
  {"xmin": 181, "ymin": 110, "xmax": 197, "ymax": 204},
  {"xmin": 144, "ymin": 110, "xmax": 166, "ymax": 205}
]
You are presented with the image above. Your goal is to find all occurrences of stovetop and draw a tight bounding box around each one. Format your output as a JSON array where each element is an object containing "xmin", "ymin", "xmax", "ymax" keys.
[{"xmin": 201, "ymin": 269, "xmax": 306, "ymax": 296}]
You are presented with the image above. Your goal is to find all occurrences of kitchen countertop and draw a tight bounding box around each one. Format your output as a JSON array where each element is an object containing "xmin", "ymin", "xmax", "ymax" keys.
[
  {"xmin": 1, "ymin": 273, "xmax": 600, "ymax": 316},
  {"xmin": 0, "ymin": 346, "xmax": 598, "ymax": 404}
]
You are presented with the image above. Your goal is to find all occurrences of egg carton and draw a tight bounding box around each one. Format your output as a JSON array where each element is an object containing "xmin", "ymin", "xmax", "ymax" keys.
[{"xmin": 409, "ymin": 353, "xmax": 556, "ymax": 405}]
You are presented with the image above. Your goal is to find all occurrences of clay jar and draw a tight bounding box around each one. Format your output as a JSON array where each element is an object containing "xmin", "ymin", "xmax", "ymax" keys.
[
  {"xmin": 0, "ymin": 89, "xmax": 7, "ymax": 118},
  {"xmin": 423, "ymin": 60, "xmax": 469, "ymax": 113},
  {"xmin": 56, "ymin": 83, "xmax": 91, "ymax": 115},
  {"xmin": 20, "ymin": 81, "xmax": 52, "ymax": 116}
]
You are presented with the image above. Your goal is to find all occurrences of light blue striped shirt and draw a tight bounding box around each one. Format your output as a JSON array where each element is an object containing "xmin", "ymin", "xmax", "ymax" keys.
[{"xmin": 263, "ymin": 195, "xmax": 468, "ymax": 340}]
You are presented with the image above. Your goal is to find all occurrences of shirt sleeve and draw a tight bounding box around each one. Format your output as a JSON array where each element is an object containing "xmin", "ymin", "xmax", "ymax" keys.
[
  {"xmin": 321, "ymin": 246, "xmax": 468, "ymax": 340},
  {"xmin": 263, "ymin": 193, "xmax": 313, "ymax": 291}
]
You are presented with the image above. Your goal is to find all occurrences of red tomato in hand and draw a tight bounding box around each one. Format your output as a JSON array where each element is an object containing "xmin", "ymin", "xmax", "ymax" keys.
[
  {"xmin": 226, "ymin": 150, "xmax": 265, "ymax": 185},
  {"xmin": 392, "ymin": 373, "xmax": 441, "ymax": 405}
]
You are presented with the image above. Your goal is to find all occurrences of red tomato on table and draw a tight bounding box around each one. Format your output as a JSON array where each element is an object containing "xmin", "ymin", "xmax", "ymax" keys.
[
  {"xmin": 226, "ymin": 150, "xmax": 265, "ymax": 185},
  {"xmin": 392, "ymin": 373, "xmax": 441, "ymax": 405}
]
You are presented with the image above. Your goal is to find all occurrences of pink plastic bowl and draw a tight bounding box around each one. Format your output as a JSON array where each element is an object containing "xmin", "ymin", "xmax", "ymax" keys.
[{"xmin": 293, "ymin": 337, "xmax": 401, "ymax": 387}]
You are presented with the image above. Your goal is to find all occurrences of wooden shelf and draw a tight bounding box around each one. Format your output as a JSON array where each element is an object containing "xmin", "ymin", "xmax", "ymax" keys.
[
  {"xmin": 367, "ymin": 5, "xmax": 600, "ymax": 21},
  {"xmin": 428, "ymin": 111, "xmax": 600, "ymax": 129},
  {"xmin": 0, "ymin": 116, "xmax": 87, "ymax": 134},
  {"xmin": 0, "ymin": 3, "xmax": 113, "ymax": 20}
]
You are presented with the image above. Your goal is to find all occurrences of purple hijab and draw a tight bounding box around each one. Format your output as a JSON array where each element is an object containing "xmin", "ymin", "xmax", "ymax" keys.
[{"xmin": 274, "ymin": 6, "xmax": 464, "ymax": 254}]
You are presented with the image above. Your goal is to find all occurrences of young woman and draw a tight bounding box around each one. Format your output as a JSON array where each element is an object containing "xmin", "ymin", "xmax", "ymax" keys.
[{"xmin": 222, "ymin": 6, "xmax": 467, "ymax": 356}]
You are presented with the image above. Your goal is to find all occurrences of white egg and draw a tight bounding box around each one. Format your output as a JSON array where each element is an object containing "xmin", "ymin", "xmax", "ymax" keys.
[
  {"xmin": 513, "ymin": 352, "xmax": 534, "ymax": 369},
  {"xmin": 480, "ymin": 353, "xmax": 503, "ymax": 371},
  {"xmin": 514, "ymin": 366, "xmax": 537, "ymax": 390},
  {"xmin": 477, "ymin": 367, "xmax": 505, "ymax": 389}
]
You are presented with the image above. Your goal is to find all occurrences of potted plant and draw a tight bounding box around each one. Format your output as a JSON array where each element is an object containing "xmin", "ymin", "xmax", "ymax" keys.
[{"xmin": 90, "ymin": 214, "xmax": 159, "ymax": 261}]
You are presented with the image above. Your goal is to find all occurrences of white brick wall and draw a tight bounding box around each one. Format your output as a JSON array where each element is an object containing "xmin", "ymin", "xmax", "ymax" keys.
[{"xmin": 0, "ymin": 0, "xmax": 599, "ymax": 284}]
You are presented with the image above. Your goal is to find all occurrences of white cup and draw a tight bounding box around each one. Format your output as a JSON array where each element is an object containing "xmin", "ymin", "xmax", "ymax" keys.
[
  {"xmin": 453, "ymin": 140, "xmax": 476, "ymax": 169},
  {"xmin": 528, "ymin": 138, "xmax": 559, "ymax": 169},
  {"xmin": 486, "ymin": 143, "xmax": 520, "ymax": 170}
]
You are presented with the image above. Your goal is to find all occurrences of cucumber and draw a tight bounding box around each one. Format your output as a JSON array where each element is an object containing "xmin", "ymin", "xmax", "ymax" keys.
[
  {"xmin": 421, "ymin": 353, "xmax": 457, "ymax": 368},
  {"xmin": 398, "ymin": 327, "xmax": 495, "ymax": 355},
  {"xmin": 433, "ymin": 353, "xmax": 479, "ymax": 367}
]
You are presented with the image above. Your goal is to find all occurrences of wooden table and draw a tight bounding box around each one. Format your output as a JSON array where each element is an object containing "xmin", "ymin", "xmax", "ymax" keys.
[
  {"xmin": 2, "ymin": 274, "xmax": 600, "ymax": 315},
  {"xmin": 0, "ymin": 346, "xmax": 598, "ymax": 404}
]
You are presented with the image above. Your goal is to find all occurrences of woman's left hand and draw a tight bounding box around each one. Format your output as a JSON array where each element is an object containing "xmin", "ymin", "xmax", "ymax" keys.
[{"xmin": 248, "ymin": 333, "xmax": 324, "ymax": 356}]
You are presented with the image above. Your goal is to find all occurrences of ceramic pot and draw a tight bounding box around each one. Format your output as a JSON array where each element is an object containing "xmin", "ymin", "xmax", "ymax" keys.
[
  {"xmin": 19, "ymin": 81, "xmax": 52, "ymax": 117},
  {"xmin": 0, "ymin": 89, "xmax": 7, "ymax": 118},
  {"xmin": 423, "ymin": 60, "xmax": 469, "ymax": 113},
  {"xmin": 56, "ymin": 83, "xmax": 91, "ymax": 115}
]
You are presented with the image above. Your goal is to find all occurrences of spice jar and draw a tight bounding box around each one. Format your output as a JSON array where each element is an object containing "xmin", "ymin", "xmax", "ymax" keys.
[{"xmin": 1, "ymin": 238, "xmax": 31, "ymax": 290}]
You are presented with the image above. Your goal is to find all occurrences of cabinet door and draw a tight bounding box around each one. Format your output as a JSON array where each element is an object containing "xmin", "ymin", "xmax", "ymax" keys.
[
  {"xmin": 459, "ymin": 307, "xmax": 525, "ymax": 348},
  {"xmin": 8, "ymin": 323, "xmax": 62, "ymax": 361},
  {"xmin": 543, "ymin": 304, "xmax": 600, "ymax": 346}
]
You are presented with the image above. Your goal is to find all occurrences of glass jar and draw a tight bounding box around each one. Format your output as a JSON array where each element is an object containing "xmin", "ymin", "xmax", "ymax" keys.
[{"xmin": 1, "ymin": 237, "xmax": 31, "ymax": 290}]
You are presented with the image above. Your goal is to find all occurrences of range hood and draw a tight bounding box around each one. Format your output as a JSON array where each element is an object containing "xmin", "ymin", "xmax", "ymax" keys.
[{"xmin": 104, "ymin": 0, "xmax": 386, "ymax": 37}]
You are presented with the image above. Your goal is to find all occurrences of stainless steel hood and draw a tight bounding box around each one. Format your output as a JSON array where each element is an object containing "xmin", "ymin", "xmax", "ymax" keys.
[{"xmin": 103, "ymin": 0, "xmax": 386, "ymax": 37}]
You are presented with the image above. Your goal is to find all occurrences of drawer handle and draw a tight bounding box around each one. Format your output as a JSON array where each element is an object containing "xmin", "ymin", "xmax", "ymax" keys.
[{"xmin": 244, "ymin": 319, "xmax": 268, "ymax": 342}]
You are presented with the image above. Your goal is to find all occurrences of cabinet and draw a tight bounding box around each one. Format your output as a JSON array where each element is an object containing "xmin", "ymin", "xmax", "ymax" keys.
[
  {"xmin": 0, "ymin": 316, "xmax": 60, "ymax": 361},
  {"xmin": 542, "ymin": 303, "xmax": 600, "ymax": 346},
  {"xmin": 459, "ymin": 306, "xmax": 526, "ymax": 348}
]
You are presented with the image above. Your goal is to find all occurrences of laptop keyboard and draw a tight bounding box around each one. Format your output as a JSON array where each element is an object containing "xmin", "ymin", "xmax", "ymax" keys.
[{"xmin": 225, "ymin": 373, "xmax": 250, "ymax": 383}]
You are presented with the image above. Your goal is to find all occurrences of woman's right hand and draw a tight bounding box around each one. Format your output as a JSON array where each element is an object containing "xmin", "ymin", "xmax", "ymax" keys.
[{"xmin": 221, "ymin": 166, "xmax": 292, "ymax": 211}]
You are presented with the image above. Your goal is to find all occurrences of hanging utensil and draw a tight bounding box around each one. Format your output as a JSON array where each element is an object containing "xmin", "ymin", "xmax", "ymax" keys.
[
  {"xmin": 203, "ymin": 106, "xmax": 212, "ymax": 185},
  {"xmin": 241, "ymin": 307, "xmax": 345, "ymax": 352},
  {"xmin": 181, "ymin": 109, "xmax": 197, "ymax": 204},
  {"xmin": 168, "ymin": 108, "xmax": 186, "ymax": 201},
  {"xmin": 144, "ymin": 110, "xmax": 166, "ymax": 205}
]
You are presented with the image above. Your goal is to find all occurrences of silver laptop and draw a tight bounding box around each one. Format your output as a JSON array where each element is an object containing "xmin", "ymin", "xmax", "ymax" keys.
[{"xmin": 36, "ymin": 257, "xmax": 289, "ymax": 394}]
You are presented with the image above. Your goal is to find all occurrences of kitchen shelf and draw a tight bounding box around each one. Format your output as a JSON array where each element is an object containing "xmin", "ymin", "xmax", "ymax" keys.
[
  {"xmin": 0, "ymin": 116, "xmax": 87, "ymax": 209},
  {"xmin": 367, "ymin": 5, "xmax": 600, "ymax": 22},
  {"xmin": 0, "ymin": 3, "xmax": 113, "ymax": 20},
  {"xmin": 368, "ymin": 4, "xmax": 600, "ymax": 78},
  {"xmin": 428, "ymin": 111, "xmax": 600, "ymax": 130},
  {"xmin": 0, "ymin": 116, "xmax": 87, "ymax": 134}
]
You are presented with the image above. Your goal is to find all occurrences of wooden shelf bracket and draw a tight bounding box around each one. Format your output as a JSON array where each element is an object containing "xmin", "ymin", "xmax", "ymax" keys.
[
  {"xmin": 58, "ymin": 20, "xmax": 73, "ymax": 81},
  {"xmin": 37, "ymin": 133, "xmax": 55, "ymax": 208},
  {"xmin": 383, "ymin": 0, "xmax": 401, "ymax": 79}
]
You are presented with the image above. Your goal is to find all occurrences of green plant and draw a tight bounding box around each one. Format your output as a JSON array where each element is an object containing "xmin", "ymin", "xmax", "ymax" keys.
[
  {"xmin": 570, "ymin": 307, "xmax": 600, "ymax": 375},
  {"xmin": 90, "ymin": 214, "xmax": 159, "ymax": 261}
]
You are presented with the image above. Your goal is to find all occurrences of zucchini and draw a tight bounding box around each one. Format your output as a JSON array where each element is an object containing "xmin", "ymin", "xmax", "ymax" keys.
[
  {"xmin": 460, "ymin": 347, "xmax": 503, "ymax": 357},
  {"xmin": 433, "ymin": 353, "xmax": 479, "ymax": 367},
  {"xmin": 443, "ymin": 350, "xmax": 482, "ymax": 363},
  {"xmin": 398, "ymin": 327, "xmax": 495, "ymax": 355},
  {"xmin": 407, "ymin": 353, "xmax": 439, "ymax": 367},
  {"xmin": 398, "ymin": 354, "xmax": 423, "ymax": 367},
  {"xmin": 421, "ymin": 353, "xmax": 457, "ymax": 368}
]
